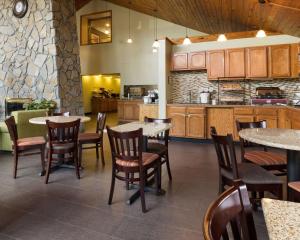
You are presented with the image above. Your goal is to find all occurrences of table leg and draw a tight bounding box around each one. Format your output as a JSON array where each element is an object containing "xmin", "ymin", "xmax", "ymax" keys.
[{"xmin": 287, "ymin": 150, "xmax": 300, "ymax": 198}]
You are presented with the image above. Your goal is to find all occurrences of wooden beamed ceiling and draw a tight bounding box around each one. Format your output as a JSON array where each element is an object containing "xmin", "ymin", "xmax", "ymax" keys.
[{"xmin": 76, "ymin": 0, "xmax": 300, "ymax": 38}]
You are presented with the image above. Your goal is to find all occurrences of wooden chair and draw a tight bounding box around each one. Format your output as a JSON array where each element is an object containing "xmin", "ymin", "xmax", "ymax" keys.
[
  {"xmin": 107, "ymin": 126, "xmax": 161, "ymax": 213},
  {"xmin": 78, "ymin": 113, "xmax": 106, "ymax": 166},
  {"xmin": 210, "ymin": 126, "xmax": 283, "ymax": 202},
  {"xmin": 52, "ymin": 112, "xmax": 70, "ymax": 116},
  {"xmin": 45, "ymin": 119, "xmax": 81, "ymax": 184},
  {"xmin": 144, "ymin": 117, "xmax": 172, "ymax": 180},
  {"xmin": 203, "ymin": 180, "xmax": 257, "ymax": 240},
  {"xmin": 5, "ymin": 116, "xmax": 46, "ymax": 178},
  {"xmin": 236, "ymin": 120, "xmax": 286, "ymax": 175}
]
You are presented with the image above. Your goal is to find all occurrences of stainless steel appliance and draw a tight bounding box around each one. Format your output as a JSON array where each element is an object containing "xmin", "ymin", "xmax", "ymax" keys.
[{"xmin": 251, "ymin": 87, "xmax": 288, "ymax": 105}]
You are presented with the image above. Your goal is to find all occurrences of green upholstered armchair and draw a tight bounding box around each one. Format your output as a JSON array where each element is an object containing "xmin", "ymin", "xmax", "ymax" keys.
[{"xmin": 0, "ymin": 109, "xmax": 48, "ymax": 151}]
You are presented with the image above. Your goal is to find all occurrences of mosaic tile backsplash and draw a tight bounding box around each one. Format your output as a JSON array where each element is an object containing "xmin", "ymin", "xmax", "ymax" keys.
[{"xmin": 170, "ymin": 71, "xmax": 300, "ymax": 104}]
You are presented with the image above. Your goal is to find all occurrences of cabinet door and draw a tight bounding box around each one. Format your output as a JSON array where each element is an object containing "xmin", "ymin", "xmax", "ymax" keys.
[
  {"xmin": 255, "ymin": 115, "xmax": 278, "ymax": 128},
  {"xmin": 117, "ymin": 102, "xmax": 124, "ymax": 119},
  {"xmin": 233, "ymin": 115, "xmax": 255, "ymax": 141},
  {"xmin": 168, "ymin": 113, "xmax": 186, "ymax": 137},
  {"xmin": 292, "ymin": 120, "xmax": 300, "ymax": 130},
  {"xmin": 246, "ymin": 47, "xmax": 268, "ymax": 78},
  {"xmin": 189, "ymin": 52, "xmax": 206, "ymax": 70},
  {"xmin": 269, "ymin": 44, "xmax": 291, "ymax": 78},
  {"xmin": 124, "ymin": 103, "xmax": 139, "ymax": 121},
  {"xmin": 186, "ymin": 114, "xmax": 206, "ymax": 138},
  {"xmin": 207, "ymin": 50, "xmax": 225, "ymax": 80},
  {"xmin": 207, "ymin": 108, "xmax": 234, "ymax": 138},
  {"xmin": 225, "ymin": 48, "xmax": 246, "ymax": 78},
  {"xmin": 172, "ymin": 53, "xmax": 188, "ymax": 71}
]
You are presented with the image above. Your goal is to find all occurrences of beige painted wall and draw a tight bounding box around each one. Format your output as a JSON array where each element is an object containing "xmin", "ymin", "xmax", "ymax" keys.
[{"xmin": 76, "ymin": 0, "xmax": 205, "ymax": 95}]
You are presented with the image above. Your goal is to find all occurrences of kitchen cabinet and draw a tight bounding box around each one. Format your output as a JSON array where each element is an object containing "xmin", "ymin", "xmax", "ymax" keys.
[
  {"xmin": 186, "ymin": 107, "xmax": 206, "ymax": 138},
  {"xmin": 255, "ymin": 115, "xmax": 278, "ymax": 128},
  {"xmin": 189, "ymin": 52, "xmax": 206, "ymax": 70},
  {"xmin": 207, "ymin": 108, "xmax": 234, "ymax": 137},
  {"xmin": 291, "ymin": 110, "xmax": 300, "ymax": 130},
  {"xmin": 117, "ymin": 101, "xmax": 124, "ymax": 120},
  {"xmin": 233, "ymin": 107, "xmax": 255, "ymax": 140},
  {"xmin": 268, "ymin": 44, "xmax": 291, "ymax": 78},
  {"xmin": 92, "ymin": 97, "xmax": 117, "ymax": 114},
  {"xmin": 207, "ymin": 50, "xmax": 225, "ymax": 80},
  {"xmin": 167, "ymin": 106, "xmax": 186, "ymax": 137},
  {"xmin": 246, "ymin": 46, "xmax": 269, "ymax": 78},
  {"xmin": 139, "ymin": 104, "xmax": 158, "ymax": 121},
  {"xmin": 225, "ymin": 48, "xmax": 246, "ymax": 78},
  {"xmin": 172, "ymin": 53, "xmax": 188, "ymax": 71},
  {"xmin": 118, "ymin": 100, "xmax": 141, "ymax": 122}
]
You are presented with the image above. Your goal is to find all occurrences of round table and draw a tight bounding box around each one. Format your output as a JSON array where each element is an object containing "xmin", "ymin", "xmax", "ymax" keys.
[
  {"xmin": 239, "ymin": 128, "xmax": 300, "ymax": 196},
  {"xmin": 29, "ymin": 116, "xmax": 91, "ymax": 125}
]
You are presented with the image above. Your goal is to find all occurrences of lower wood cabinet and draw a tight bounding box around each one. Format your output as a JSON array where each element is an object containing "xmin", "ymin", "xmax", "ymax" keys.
[
  {"xmin": 233, "ymin": 115, "xmax": 255, "ymax": 140},
  {"xmin": 207, "ymin": 108, "xmax": 234, "ymax": 138},
  {"xmin": 118, "ymin": 100, "xmax": 141, "ymax": 122},
  {"xmin": 256, "ymin": 115, "xmax": 278, "ymax": 128}
]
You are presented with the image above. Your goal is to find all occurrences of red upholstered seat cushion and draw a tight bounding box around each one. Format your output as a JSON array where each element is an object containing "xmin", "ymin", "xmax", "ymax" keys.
[
  {"xmin": 244, "ymin": 151, "xmax": 286, "ymax": 166},
  {"xmin": 78, "ymin": 133, "xmax": 101, "ymax": 143},
  {"xmin": 116, "ymin": 152, "xmax": 159, "ymax": 167},
  {"xmin": 17, "ymin": 137, "xmax": 46, "ymax": 147},
  {"xmin": 288, "ymin": 182, "xmax": 300, "ymax": 192}
]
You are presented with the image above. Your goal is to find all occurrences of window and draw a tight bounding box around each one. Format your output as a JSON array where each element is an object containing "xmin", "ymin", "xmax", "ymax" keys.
[{"xmin": 80, "ymin": 10, "xmax": 112, "ymax": 45}]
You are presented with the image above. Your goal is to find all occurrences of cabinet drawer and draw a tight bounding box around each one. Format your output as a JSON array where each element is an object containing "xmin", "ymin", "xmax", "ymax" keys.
[
  {"xmin": 187, "ymin": 107, "xmax": 205, "ymax": 115},
  {"xmin": 234, "ymin": 108, "xmax": 254, "ymax": 115},
  {"xmin": 255, "ymin": 108, "xmax": 278, "ymax": 116},
  {"xmin": 167, "ymin": 106, "xmax": 186, "ymax": 114}
]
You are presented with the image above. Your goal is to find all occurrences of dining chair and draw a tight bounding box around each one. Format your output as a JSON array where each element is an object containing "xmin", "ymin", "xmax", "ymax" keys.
[
  {"xmin": 78, "ymin": 112, "xmax": 106, "ymax": 167},
  {"xmin": 236, "ymin": 120, "xmax": 286, "ymax": 175},
  {"xmin": 107, "ymin": 126, "xmax": 161, "ymax": 213},
  {"xmin": 52, "ymin": 112, "xmax": 70, "ymax": 116},
  {"xmin": 5, "ymin": 116, "xmax": 46, "ymax": 178},
  {"xmin": 203, "ymin": 180, "xmax": 257, "ymax": 240},
  {"xmin": 210, "ymin": 126, "xmax": 283, "ymax": 203},
  {"xmin": 45, "ymin": 119, "xmax": 81, "ymax": 184},
  {"xmin": 144, "ymin": 117, "xmax": 172, "ymax": 180}
]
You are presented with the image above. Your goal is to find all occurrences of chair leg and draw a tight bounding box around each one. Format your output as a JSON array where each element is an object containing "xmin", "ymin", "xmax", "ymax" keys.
[
  {"xmin": 74, "ymin": 150, "xmax": 80, "ymax": 179},
  {"xmin": 126, "ymin": 173, "xmax": 130, "ymax": 190},
  {"xmin": 155, "ymin": 161, "xmax": 162, "ymax": 195},
  {"xmin": 45, "ymin": 151, "xmax": 52, "ymax": 184},
  {"xmin": 165, "ymin": 152, "xmax": 172, "ymax": 181},
  {"xmin": 108, "ymin": 167, "xmax": 116, "ymax": 205},
  {"xmin": 13, "ymin": 151, "xmax": 18, "ymax": 179},
  {"xmin": 139, "ymin": 169, "xmax": 147, "ymax": 213},
  {"xmin": 40, "ymin": 146, "xmax": 46, "ymax": 176},
  {"xmin": 100, "ymin": 144, "xmax": 105, "ymax": 166},
  {"xmin": 96, "ymin": 143, "xmax": 99, "ymax": 162}
]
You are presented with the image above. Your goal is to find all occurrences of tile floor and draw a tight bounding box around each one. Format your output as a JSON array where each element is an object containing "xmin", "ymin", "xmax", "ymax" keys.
[{"xmin": 0, "ymin": 113, "xmax": 269, "ymax": 240}]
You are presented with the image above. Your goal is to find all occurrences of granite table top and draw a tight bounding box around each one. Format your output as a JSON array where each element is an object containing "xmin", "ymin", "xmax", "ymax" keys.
[
  {"xmin": 29, "ymin": 116, "xmax": 91, "ymax": 125},
  {"xmin": 111, "ymin": 121, "xmax": 171, "ymax": 137},
  {"xmin": 239, "ymin": 128, "xmax": 300, "ymax": 151},
  {"xmin": 262, "ymin": 198, "xmax": 300, "ymax": 240}
]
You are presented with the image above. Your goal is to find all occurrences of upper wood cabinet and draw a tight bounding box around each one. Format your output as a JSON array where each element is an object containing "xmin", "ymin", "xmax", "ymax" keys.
[
  {"xmin": 188, "ymin": 52, "xmax": 206, "ymax": 70},
  {"xmin": 172, "ymin": 53, "xmax": 188, "ymax": 71},
  {"xmin": 268, "ymin": 44, "xmax": 291, "ymax": 78},
  {"xmin": 225, "ymin": 48, "xmax": 246, "ymax": 78},
  {"xmin": 207, "ymin": 50, "xmax": 225, "ymax": 80},
  {"xmin": 246, "ymin": 46, "xmax": 268, "ymax": 78}
]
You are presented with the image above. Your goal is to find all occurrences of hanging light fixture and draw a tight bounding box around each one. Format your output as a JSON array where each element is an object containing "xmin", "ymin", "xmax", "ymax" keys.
[
  {"xmin": 217, "ymin": 0, "xmax": 227, "ymax": 42},
  {"xmin": 182, "ymin": 2, "xmax": 191, "ymax": 45},
  {"xmin": 152, "ymin": 0, "xmax": 159, "ymax": 51},
  {"xmin": 127, "ymin": 1, "xmax": 133, "ymax": 43},
  {"xmin": 256, "ymin": 0, "xmax": 267, "ymax": 38}
]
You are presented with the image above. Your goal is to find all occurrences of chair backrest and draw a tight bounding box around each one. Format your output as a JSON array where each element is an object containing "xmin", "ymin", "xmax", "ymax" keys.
[
  {"xmin": 144, "ymin": 117, "xmax": 171, "ymax": 146},
  {"xmin": 46, "ymin": 119, "xmax": 80, "ymax": 148},
  {"xmin": 53, "ymin": 112, "xmax": 70, "ymax": 116},
  {"xmin": 5, "ymin": 116, "xmax": 18, "ymax": 147},
  {"xmin": 107, "ymin": 126, "xmax": 143, "ymax": 167},
  {"xmin": 96, "ymin": 112, "xmax": 107, "ymax": 135},
  {"xmin": 203, "ymin": 180, "xmax": 257, "ymax": 240},
  {"xmin": 210, "ymin": 127, "xmax": 239, "ymax": 179}
]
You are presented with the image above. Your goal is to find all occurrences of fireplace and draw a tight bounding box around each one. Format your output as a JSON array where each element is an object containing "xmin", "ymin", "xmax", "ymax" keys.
[{"xmin": 5, "ymin": 98, "xmax": 32, "ymax": 117}]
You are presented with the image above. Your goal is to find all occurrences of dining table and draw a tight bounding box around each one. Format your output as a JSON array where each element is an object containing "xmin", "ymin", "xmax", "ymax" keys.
[
  {"xmin": 239, "ymin": 128, "xmax": 300, "ymax": 197},
  {"xmin": 262, "ymin": 198, "xmax": 300, "ymax": 240},
  {"xmin": 111, "ymin": 121, "xmax": 172, "ymax": 205}
]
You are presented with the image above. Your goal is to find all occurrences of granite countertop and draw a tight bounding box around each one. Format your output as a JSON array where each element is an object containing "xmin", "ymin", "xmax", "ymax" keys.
[
  {"xmin": 239, "ymin": 128, "xmax": 300, "ymax": 151},
  {"xmin": 262, "ymin": 198, "xmax": 300, "ymax": 240}
]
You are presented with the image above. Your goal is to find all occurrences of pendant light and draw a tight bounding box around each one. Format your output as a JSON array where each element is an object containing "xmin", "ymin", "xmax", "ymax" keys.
[
  {"xmin": 256, "ymin": 0, "xmax": 267, "ymax": 38},
  {"xmin": 182, "ymin": 2, "xmax": 191, "ymax": 45},
  {"xmin": 152, "ymin": 0, "xmax": 159, "ymax": 51},
  {"xmin": 217, "ymin": 0, "xmax": 227, "ymax": 42},
  {"xmin": 127, "ymin": 1, "xmax": 133, "ymax": 43}
]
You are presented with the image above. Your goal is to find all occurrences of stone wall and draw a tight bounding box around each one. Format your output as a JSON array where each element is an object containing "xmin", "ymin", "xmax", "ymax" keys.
[
  {"xmin": 170, "ymin": 71, "xmax": 300, "ymax": 104},
  {"xmin": 0, "ymin": 0, "xmax": 83, "ymax": 118}
]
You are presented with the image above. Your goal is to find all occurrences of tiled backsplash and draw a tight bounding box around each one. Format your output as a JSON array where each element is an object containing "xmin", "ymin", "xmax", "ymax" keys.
[{"xmin": 170, "ymin": 71, "xmax": 300, "ymax": 104}]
